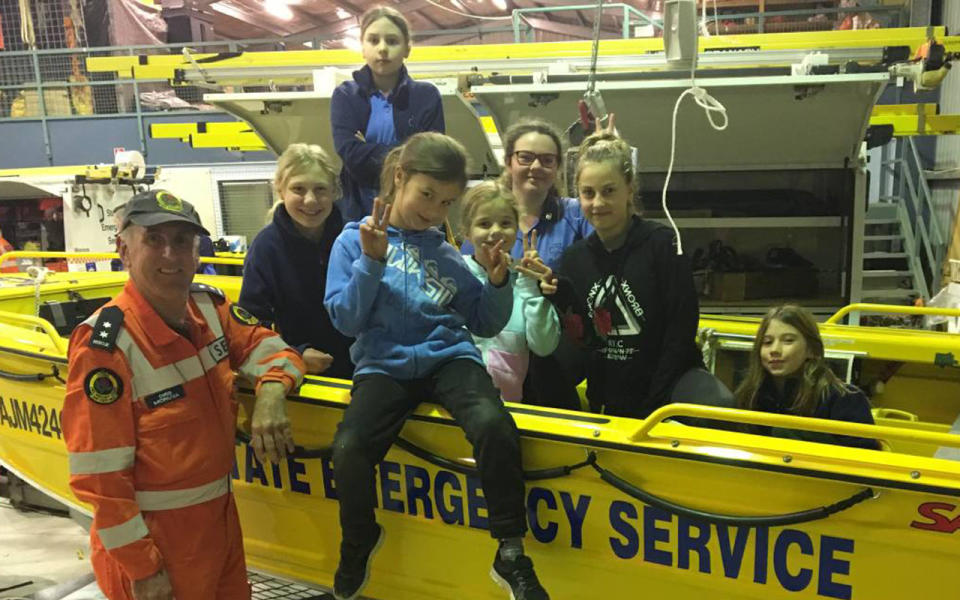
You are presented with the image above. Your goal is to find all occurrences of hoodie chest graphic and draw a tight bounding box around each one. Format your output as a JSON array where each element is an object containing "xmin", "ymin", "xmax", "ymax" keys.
[
  {"xmin": 586, "ymin": 275, "xmax": 646, "ymax": 361},
  {"xmin": 386, "ymin": 244, "xmax": 458, "ymax": 307}
]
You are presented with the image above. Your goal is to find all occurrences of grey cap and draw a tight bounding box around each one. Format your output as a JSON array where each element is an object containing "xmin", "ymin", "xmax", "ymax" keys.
[{"xmin": 119, "ymin": 189, "xmax": 210, "ymax": 235}]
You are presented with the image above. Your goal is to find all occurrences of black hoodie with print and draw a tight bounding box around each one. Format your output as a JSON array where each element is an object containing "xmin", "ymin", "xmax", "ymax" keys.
[{"xmin": 551, "ymin": 216, "xmax": 703, "ymax": 418}]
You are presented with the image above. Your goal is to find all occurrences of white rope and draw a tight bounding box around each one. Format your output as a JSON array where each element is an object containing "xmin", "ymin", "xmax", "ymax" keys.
[
  {"xmin": 26, "ymin": 266, "xmax": 52, "ymax": 316},
  {"xmin": 422, "ymin": 0, "xmax": 513, "ymax": 21},
  {"xmin": 661, "ymin": 62, "xmax": 728, "ymax": 256}
]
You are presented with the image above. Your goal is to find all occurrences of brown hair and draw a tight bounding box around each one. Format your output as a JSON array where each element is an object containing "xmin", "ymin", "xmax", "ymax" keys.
[
  {"xmin": 459, "ymin": 180, "xmax": 518, "ymax": 238},
  {"xmin": 379, "ymin": 132, "xmax": 469, "ymax": 204},
  {"xmin": 734, "ymin": 304, "xmax": 848, "ymax": 417},
  {"xmin": 499, "ymin": 118, "xmax": 566, "ymax": 198},
  {"xmin": 360, "ymin": 5, "xmax": 411, "ymax": 45}
]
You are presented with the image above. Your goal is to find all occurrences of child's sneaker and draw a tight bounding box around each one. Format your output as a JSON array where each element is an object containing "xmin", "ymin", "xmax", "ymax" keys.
[
  {"xmin": 490, "ymin": 552, "xmax": 550, "ymax": 600},
  {"xmin": 333, "ymin": 524, "xmax": 384, "ymax": 600}
]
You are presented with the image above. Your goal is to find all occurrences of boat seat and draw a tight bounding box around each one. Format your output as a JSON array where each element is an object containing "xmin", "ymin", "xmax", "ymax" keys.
[{"xmin": 39, "ymin": 297, "xmax": 111, "ymax": 337}]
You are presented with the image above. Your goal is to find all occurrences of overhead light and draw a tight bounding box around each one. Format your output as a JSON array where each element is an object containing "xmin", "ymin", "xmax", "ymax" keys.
[
  {"xmin": 450, "ymin": 0, "xmax": 467, "ymax": 11},
  {"xmin": 343, "ymin": 26, "xmax": 361, "ymax": 51},
  {"xmin": 265, "ymin": 0, "xmax": 293, "ymax": 20},
  {"xmin": 335, "ymin": 7, "xmax": 351, "ymax": 19},
  {"xmin": 491, "ymin": 0, "xmax": 507, "ymax": 10}
]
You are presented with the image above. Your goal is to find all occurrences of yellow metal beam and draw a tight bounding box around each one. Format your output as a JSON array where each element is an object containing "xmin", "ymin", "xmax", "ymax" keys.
[
  {"xmin": 870, "ymin": 104, "xmax": 960, "ymax": 136},
  {"xmin": 87, "ymin": 27, "xmax": 956, "ymax": 80}
]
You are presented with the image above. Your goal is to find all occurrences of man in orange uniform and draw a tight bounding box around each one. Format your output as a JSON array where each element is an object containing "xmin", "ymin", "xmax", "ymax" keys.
[{"xmin": 63, "ymin": 190, "xmax": 306, "ymax": 600}]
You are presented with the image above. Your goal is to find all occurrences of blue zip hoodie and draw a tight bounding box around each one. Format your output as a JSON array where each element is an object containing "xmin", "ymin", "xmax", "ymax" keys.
[
  {"xmin": 325, "ymin": 222, "xmax": 513, "ymax": 379},
  {"xmin": 331, "ymin": 65, "xmax": 445, "ymax": 223}
]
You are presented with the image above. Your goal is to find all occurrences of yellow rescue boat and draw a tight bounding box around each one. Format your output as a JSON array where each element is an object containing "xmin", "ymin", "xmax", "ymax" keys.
[{"xmin": 1, "ymin": 260, "xmax": 959, "ymax": 599}]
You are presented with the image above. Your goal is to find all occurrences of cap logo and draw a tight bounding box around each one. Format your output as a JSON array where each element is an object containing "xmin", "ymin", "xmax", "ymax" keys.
[{"xmin": 156, "ymin": 191, "xmax": 184, "ymax": 213}]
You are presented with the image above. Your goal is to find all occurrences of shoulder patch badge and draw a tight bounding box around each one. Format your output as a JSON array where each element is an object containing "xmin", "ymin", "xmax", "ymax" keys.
[
  {"xmin": 229, "ymin": 303, "xmax": 259, "ymax": 326},
  {"xmin": 84, "ymin": 368, "xmax": 124, "ymax": 405}
]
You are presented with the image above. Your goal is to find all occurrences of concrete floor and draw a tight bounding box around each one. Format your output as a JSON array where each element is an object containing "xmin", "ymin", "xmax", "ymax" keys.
[
  {"xmin": 0, "ymin": 476, "xmax": 331, "ymax": 600},
  {"xmin": 0, "ymin": 496, "xmax": 94, "ymax": 599}
]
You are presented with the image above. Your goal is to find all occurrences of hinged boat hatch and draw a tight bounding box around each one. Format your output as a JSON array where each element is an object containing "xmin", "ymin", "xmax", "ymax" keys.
[
  {"xmin": 205, "ymin": 89, "xmax": 499, "ymax": 177},
  {"xmin": 473, "ymin": 73, "xmax": 888, "ymax": 172},
  {"xmin": 0, "ymin": 180, "xmax": 61, "ymax": 201}
]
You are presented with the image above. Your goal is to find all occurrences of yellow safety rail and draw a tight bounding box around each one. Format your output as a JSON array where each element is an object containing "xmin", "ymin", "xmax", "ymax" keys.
[
  {"xmin": 826, "ymin": 302, "xmax": 960, "ymax": 324},
  {"xmin": 630, "ymin": 403, "xmax": 960, "ymax": 450},
  {"xmin": 0, "ymin": 309, "xmax": 68, "ymax": 355},
  {"xmin": 0, "ymin": 251, "xmax": 244, "ymax": 267}
]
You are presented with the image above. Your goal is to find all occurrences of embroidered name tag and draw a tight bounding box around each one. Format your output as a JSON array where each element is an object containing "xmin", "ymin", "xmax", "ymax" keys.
[
  {"xmin": 208, "ymin": 336, "xmax": 229, "ymax": 364},
  {"xmin": 144, "ymin": 385, "xmax": 186, "ymax": 409}
]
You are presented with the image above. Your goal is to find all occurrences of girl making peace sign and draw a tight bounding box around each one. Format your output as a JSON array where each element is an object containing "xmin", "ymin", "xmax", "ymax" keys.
[{"xmin": 324, "ymin": 133, "xmax": 552, "ymax": 600}]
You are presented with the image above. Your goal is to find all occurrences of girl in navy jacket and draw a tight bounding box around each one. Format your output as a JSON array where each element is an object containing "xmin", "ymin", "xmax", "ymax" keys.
[
  {"xmin": 735, "ymin": 304, "xmax": 879, "ymax": 449},
  {"xmin": 239, "ymin": 143, "xmax": 354, "ymax": 379},
  {"xmin": 330, "ymin": 6, "xmax": 444, "ymax": 223}
]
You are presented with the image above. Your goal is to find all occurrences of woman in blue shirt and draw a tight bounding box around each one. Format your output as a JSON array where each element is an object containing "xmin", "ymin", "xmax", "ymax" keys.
[{"xmin": 330, "ymin": 6, "xmax": 445, "ymax": 223}]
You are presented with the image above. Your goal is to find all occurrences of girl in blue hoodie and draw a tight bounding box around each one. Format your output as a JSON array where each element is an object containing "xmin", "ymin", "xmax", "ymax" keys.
[
  {"xmin": 461, "ymin": 180, "xmax": 560, "ymax": 402},
  {"xmin": 325, "ymin": 132, "xmax": 551, "ymax": 600}
]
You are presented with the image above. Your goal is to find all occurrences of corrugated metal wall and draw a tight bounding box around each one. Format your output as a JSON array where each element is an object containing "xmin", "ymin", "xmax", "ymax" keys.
[{"xmin": 933, "ymin": 2, "xmax": 960, "ymax": 245}]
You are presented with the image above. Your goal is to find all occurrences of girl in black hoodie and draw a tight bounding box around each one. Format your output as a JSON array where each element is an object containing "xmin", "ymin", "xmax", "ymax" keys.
[{"xmin": 550, "ymin": 133, "xmax": 733, "ymax": 418}]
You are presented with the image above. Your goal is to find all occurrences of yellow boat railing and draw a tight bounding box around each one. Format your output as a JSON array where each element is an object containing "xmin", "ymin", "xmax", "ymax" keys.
[
  {"xmin": 826, "ymin": 303, "xmax": 960, "ymax": 324},
  {"xmin": 0, "ymin": 250, "xmax": 245, "ymax": 266},
  {"xmin": 0, "ymin": 309, "xmax": 68, "ymax": 355},
  {"xmin": 631, "ymin": 403, "xmax": 960, "ymax": 450}
]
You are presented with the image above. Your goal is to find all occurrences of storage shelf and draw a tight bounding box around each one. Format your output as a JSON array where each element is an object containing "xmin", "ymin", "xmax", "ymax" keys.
[{"xmin": 650, "ymin": 216, "xmax": 841, "ymax": 229}]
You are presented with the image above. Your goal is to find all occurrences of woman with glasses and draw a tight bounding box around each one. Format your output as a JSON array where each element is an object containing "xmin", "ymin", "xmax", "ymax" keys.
[
  {"xmin": 463, "ymin": 117, "xmax": 593, "ymax": 410},
  {"xmin": 330, "ymin": 6, "xmax": 445, "ymax": 223}
]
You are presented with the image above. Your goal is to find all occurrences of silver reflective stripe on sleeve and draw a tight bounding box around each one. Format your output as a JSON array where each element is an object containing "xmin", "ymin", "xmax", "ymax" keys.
[
  {"xmin": 192, "ymin": 293, "xmax": 224, "ymax": 339},
  {"xmin": 69, "ymin": 446, "xmax": 135, "ymax": 475},
  {"xmin": 238, "ymin": 336, "xmax": 297, "ymax": 381},
  {"xmin": 97, "ymin": 513, "xmax": 149, "ymax": 550},
  {"xmin": 135, "ymin": 475, "xmax": 230, "ymax": 511}
]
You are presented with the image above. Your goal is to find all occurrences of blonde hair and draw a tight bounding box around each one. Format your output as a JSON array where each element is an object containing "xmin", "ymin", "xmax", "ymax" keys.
[
  {"xmin": 459, "ymin": 180, "xmax": 518, "ymax": 239},
  {"xmin": 269, "ymin": 143, "xmax": 340, "ymax": 222},
  {"xmin": 575, "ymin": 132, "xmax": 637, "ymax": 193},
  {"xmin": 379, "ymin": 132, "xmax": 469, "ymax": 204}
]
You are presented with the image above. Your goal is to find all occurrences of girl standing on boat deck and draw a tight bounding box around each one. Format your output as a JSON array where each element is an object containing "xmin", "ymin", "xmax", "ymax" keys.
[
  {"xmin": 549, "ymin": 132, "xmax": 734, "ymax": 418},
  {"xmin": 240, "ymin": 143, "xmax": 354, "ymax": 378},
  {"xmin": 331, "ymin": 5, "xmax": 445, "ymax": 223},
  {"xmin": 462, "ymin": 118, "xmax": 593, "ymax": 410},
  {"xmin": 325, "ymin": 132, "xmax": 551, "ymax": 600},
  {"xmin": 461, "ymin": 180, "xmax": 561, "ymax": 402},
  {"xmin": 735, "ymin": 304, "xmax": 878, "ymax": 449}
]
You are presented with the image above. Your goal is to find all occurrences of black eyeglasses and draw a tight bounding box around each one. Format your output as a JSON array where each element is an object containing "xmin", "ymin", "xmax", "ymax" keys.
[{"xmin": 511, "ymin": 150, "xmax": 559, "ymax": 168}]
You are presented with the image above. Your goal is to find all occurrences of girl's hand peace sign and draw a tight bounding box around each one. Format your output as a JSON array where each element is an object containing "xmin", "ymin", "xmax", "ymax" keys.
[
  {"xmin": 515, "ymin": 230, "xmax": 557, "ymax": 295},
  {"xmin": 360, "ymin": 198, "xmax": 392, "ymax": 261},
  {"xmin": 476, "ymin": 238, "xmax": 511, "ymax": 287}
]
